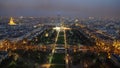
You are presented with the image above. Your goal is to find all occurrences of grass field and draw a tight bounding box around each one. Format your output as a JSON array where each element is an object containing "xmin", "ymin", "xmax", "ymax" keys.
[
  {"xmin": 50, "ymin": 53, "xmax": 65, "ymax": 68},
  {"xmin": 52, "ymin": 53, "xmax": 65, "ymax": 64}
]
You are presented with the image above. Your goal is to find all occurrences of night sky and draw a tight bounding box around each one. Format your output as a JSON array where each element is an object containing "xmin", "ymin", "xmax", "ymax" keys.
[{"xmin": 0, "ymin": 0, "xmax": 120, "ymax": 17}]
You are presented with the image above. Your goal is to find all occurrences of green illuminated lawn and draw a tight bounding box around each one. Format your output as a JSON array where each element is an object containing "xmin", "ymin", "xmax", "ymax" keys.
[
  {"xmin": 52, "ymin": 53, "xmax": 65, "ymax": 64},
  {"xmin": 56, "ymin": 36, "xmax": 65, "ymax": 44},
  {"xmin": 56, "ymin": 31, "xmax": 64, "ymax": 44},
  {"xmin": 50, "ymin": 64, "xmax": 65, "ymax": 68},
  {"xmin": 50, "ymin": 53, "xmax": 65, "ymax": 68}
]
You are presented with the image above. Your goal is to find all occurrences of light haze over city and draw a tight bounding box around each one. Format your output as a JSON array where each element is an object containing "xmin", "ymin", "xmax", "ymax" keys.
[{"xmin": 0, "ymin": 0, "xmax": 120, "ymax": 16}]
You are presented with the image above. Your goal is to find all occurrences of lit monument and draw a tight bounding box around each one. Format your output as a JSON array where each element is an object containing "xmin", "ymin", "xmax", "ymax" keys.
[{"xmin": 9, "ymin": 17, "xmax": 16, "ymax": 25}]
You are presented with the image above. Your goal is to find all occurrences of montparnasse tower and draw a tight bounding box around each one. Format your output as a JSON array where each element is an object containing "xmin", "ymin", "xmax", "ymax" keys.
[{"xmin": 9, "ymin": 17, "xmax": 16, "ymax": 25}]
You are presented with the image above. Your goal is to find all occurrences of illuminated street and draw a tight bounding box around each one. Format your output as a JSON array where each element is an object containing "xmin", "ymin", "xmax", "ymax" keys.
[{"xmin": 1, "ymin": 20, "xmax": 120, "ymax": 68}]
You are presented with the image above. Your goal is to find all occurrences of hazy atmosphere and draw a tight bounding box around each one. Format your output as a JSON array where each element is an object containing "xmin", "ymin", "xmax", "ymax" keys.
[{"xmin": 0, "ymin": 0, "xmax": 120, "ymax": 16}]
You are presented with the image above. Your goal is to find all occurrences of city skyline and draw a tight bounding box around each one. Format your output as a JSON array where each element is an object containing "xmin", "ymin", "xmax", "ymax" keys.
[{"xmin": 0, "ymin": 1, "xmax": 120, "ymax": 68}]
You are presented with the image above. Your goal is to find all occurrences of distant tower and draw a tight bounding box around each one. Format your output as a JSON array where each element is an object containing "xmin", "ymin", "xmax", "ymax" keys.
[
  {"xmin": 56, "ymin": 12, "xmax": 61, "ymax": 26},
  {"xmin": 75, "ymin": 19, "xmax": 79, "ymax": 26},
  {"xmin": 61, "ymin": 17, "xmax": 64, "ymax": 27},
  {"xmin": 9, "ymin": 17, "xmax": 16, "ymax": 25}
]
